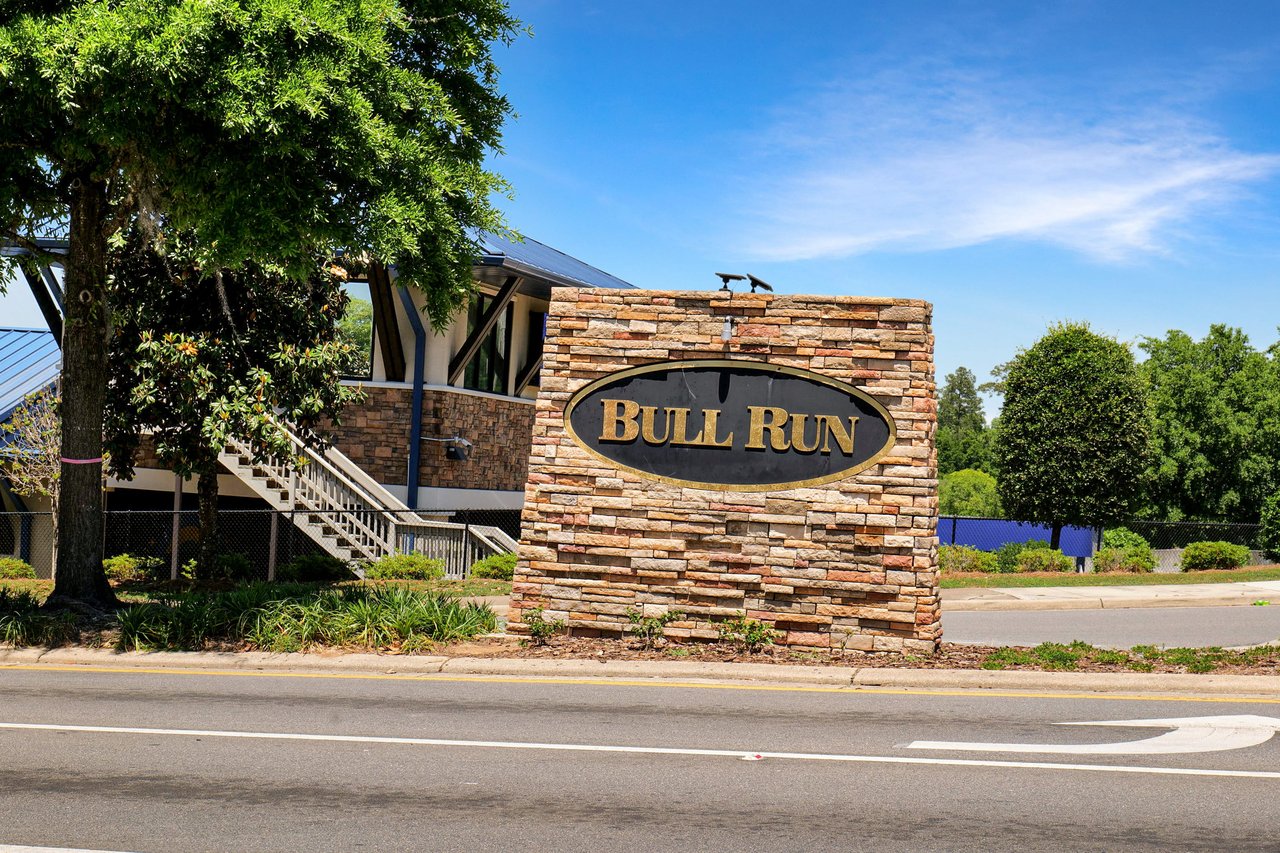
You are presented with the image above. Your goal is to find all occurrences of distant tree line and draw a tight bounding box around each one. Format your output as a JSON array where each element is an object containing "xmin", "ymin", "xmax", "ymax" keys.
[{"xmin": 938, "ymin": 323, "xmax": 1280, "ymax": 532}]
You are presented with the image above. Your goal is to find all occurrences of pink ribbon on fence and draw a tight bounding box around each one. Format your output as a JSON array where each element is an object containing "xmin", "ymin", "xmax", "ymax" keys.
[{"xmin": 59, "ymin": 456, "xmax": 104, "ymax": 465}]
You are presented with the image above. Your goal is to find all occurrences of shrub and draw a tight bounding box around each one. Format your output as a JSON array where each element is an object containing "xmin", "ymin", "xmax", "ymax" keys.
[
  {"xmin": 1093, "ymin": 547, "xmax": 1155, "ymax": 573},
  {"xmin": 523, "ymin": 606, "xmax": 564, "ymax": 645},
  {"xmin": 1015, "ymin": 547, "xmax": 1074, "ymax": 573},
  {"xmin": 1180, "ymin": 541, "xmax": 1250, "ymax": 571},
  {"xmin": 1095, "ymin": 527, "xmax": 1155, "ymax": 573},
  {"xmin": 938, "ymin": 545, "xmax": 998, "ymax": 573},
  {"xmin": 182, "ymin": 552, "xmax": 257, "ymax": 583},
  {"xmin": 470, "ymin": 552, "xmax": 516, "ymax": 581},
  {"xmin": 276, "ymin": 553, "xmax": 354, "ymax": 583},
  {"xmin": 115, "ymin": 583, "xmax": 496, "ymax": 652},
  {"xmin": 1259, "ymin": 491, "xmax": 1280, "ymax": 561},
  {"xmin": 1101, "ymin": 527, "xmax": 1150, "ymax": 552},
  {"xmin": 626, "ymin": 607, "xmax": 684, "ymax": 648},
  {"xmin": 718, "ymin": 614, "xmax": 779, "ymax": 651},
  {"xmin": 103, "ymin": 553, "xmax": 166, "ymax": 583},
  {"xmin": 939, "ymin": 469, "xmax": 1002, "ymax": 517},
  {"xmin": 994, "ymin": 539, "xmax": 1049, "ymax": 573},
  {"xmin": 0, "ymin": 556, "xmax": 36, "ymax": 580},
  {"xmin": 0, "ymin": 588, "xmax": 77, "ymax": 646},
  {"xmin": 364, "ymin": 554, "xmax": 445, "ymax": 581}
]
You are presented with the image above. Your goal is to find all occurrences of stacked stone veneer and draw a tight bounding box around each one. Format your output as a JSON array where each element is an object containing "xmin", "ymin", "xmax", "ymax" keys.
[
  {"xmin": 328, "ymin": 386, "xmax": 535, "ymax": 492},
  {"xmin": 511, "ymin": 289, "xmax": 939, "ymax": 652}
]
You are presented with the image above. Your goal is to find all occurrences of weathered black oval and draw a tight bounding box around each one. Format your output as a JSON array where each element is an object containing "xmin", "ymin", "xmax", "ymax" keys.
[{"xmin": 564, "ymin": 359, "xmax": 897, "ymax": 491}]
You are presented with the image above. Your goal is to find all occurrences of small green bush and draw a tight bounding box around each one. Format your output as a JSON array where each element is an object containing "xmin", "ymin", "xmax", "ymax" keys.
[
  {"xmin": 994, "ymin": 540, "xmax": 1049, "ymax": 573},
  {"xmin": 523, "ymin": 606, "xmax": 564, "ymax": 645},
  {"xmin": 1093, "ymin": 547, "xmax": 1155, "ymax": 573},
  {"xmin": 1101, "ymin": 527, "xmax": 1150, "ymax": 552},
  {"xmin": 1180, "ymin": 541, "xmax": 1250, "ymax": 571},
  {"xmin": 364, "ymin": 553, "xmax": 445, "ymax": 581},
  {"xmin": 1259, "ymin": 491, "xmax": 1280, "ymax": 561},
  {"xmin": 626, "ymin": 607, "xmax": 684, "ymax": 648},
  {"xmin": 1015, "ymin": 547, "xmax": 1074, "ymax": 573},
  {"xmin": 0, "ymin": 556, "xmax": 36, "ymax": 580},
  {"xmin": 276, "ymin": 553, "xmax": 354, "ymax": 583},
  {"xmin": 470, "ymin": 552, "xmax": 516, "ymax": 581},
  {"xmin": 938, "ymin": 545, "xmax": 998, "ymax": 573},
  {"xmin": 718, "ymin": 614, "xmax": 780, "ymax": 651},
  {"xmin": 1094, "ymin": 528, "xmax": 1156, "ymax": 573},
  {"xmin": 103, "ymin": 553, "xmax": 166, "ymax": 583}
]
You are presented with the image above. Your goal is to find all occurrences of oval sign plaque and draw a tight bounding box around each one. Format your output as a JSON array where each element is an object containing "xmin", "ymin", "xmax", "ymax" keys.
[{"xmin": 563, "ymin": 359, "xmax": 897, "ymax": 491}]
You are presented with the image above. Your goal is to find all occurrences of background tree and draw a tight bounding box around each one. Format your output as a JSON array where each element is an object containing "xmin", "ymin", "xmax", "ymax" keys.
[
  {"xmin": 1140, "ymin": 325, "xmax": 1280, "ymax": 522},
  {"xmin": 105, "ymin": 233, "xmax": 363, "ymax": 578},
  {"xmin": 992, "ymin": 322, "xmax": 1151, "ymax": 548},
  {"xmin": 0, "ymin": 385, "xmax": 62, "ymax": 565},
  {"xmin": 0, "ymin": 0, "xmax": 521, "ymax": 608},
  {"xmin": 937, "ymin": 366, "xmax": 990, "ymax": 474},
  {"xmin": 939, "ymin": 469, "xmax": 1002, "ymax": 518}
]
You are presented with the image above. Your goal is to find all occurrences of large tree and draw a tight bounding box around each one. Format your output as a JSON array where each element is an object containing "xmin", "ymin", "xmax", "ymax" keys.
[
  {"xmin": 1140, "ymin": 325, "xmax": 1280, "ymax": 522},
  {"xmin": 0, "ymin": 1, "xmax": 521, "ymax": 608},
  {"xmin": 936, "ymin": 366, "xmax": 990, "ymax": 474},
  {"xmin": 992, "ymin": 322, "xmax": 1151, "ymax": 548},
  {"xmin": 104, "ymin": 232, "xmax": 363, "ymax": 577}
]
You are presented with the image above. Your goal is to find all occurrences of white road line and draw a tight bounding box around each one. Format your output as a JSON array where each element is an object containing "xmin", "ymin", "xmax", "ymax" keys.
[{"xmin": 1, "ymin": 721, "xmax": 1278, "ymax": 780}]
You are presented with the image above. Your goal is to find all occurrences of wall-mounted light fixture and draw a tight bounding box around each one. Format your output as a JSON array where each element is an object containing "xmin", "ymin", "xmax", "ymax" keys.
[
  {"xmin": 421, "ymin": 434, "xmax": 473, "ymax": 462},
  {"xmin": 721, "ymin": 317, "xmax": 735, "ymax": 342}
]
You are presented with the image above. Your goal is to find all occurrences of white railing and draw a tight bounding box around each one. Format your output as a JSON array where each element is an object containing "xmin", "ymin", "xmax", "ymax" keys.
[
  {"xmin": 220, "ymin": 421, "xmax": 517, "ymax": 575},
  {"xmin": 222, "ymin": 430, "xmax": 400, "ymax": 561}
]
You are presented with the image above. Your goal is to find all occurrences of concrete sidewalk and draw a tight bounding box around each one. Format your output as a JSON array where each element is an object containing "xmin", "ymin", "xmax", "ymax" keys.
[{"xmin": 943, "ymin": 580, "xmax": 1280, "ymax": 611}]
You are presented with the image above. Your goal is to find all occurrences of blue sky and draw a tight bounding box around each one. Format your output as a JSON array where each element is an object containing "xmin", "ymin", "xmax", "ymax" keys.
[{"xmin": 5, "ymin": 0, "xmax": 1280, "ymax": 418}]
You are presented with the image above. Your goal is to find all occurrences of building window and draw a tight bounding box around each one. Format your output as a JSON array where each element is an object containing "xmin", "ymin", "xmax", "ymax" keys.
[
  {"xmin": 525, "ymin": 310, "xmax": 546, "ymax": 388},
  {"xmin": 464, "ymin": 294, "xmax": 513, "ymax": 395},
  {"xmin": 339, "ymin": 281, "xmax": 374, "ymax": 379}
]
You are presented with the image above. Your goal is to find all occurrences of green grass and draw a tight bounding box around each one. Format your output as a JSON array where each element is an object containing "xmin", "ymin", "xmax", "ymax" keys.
[
  {"xmin": 942, "ymin": 565, "xmax": 1280, "ymax": 588},
  {"xmin": 980, "ymin": 640, "xmax": 1279, "ymax": 672}
]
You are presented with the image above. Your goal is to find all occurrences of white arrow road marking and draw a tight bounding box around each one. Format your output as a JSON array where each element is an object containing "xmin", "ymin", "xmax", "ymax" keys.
[
  {"xmin": 3, "ymin": 721, "xmax": 1280, "ymax": 780},
  {"xmin": 908, "ymin": 715, "xmax": 1280, "ymax": 755}
]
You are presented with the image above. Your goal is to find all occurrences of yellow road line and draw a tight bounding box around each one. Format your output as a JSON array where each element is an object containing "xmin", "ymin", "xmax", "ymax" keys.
[{"xmin": 0, "ymin": 662, "xmax": 1277, "ymax": 705}]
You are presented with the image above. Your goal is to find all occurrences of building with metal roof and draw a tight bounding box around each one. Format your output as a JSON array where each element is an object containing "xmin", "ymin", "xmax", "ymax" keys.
[{"xmin": 0, "ymin": 327, "xmax": 59, "ymax": 426}]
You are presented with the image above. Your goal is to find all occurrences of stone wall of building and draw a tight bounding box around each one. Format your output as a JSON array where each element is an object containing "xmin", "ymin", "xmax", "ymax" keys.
[
  {"xmin": 511, "ymin": 289, "xmax": 939, "ymax": 652},
  {"xmin": 329, "ymin": 385, "xmax": 535, "ymax": 493}
]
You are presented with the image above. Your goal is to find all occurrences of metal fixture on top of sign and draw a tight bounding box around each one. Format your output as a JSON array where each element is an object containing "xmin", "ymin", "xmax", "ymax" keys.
[{"xmin": 713, "ymin": 272, "xmax": 774, "ymax": 294}]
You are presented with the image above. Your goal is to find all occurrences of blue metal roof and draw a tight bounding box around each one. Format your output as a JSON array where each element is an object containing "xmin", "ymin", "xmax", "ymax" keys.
[
  {"xmin": 476, "ymin": 232, "xmax": 634, "ymax": 290},
  {"xmin": 0, "ymin": 328, "xmax": 60, "ymax": 425}
]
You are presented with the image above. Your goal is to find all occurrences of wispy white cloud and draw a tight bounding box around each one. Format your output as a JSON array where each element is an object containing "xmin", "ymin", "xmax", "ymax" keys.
[{"xmin": 728, "ymin": 62, "xmax": 1280, "ymax": 262}]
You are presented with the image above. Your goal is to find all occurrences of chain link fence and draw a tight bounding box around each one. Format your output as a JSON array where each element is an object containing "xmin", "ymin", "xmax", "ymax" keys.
[{"xmin": 0, "ymin": 507, "xmax": 520, "ymax": 581}]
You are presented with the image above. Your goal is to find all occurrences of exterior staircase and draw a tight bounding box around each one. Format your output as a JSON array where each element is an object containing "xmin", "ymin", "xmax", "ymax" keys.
[{"xmin": 218, "ymin": 423, "xmax": 517, "ymax": 577}]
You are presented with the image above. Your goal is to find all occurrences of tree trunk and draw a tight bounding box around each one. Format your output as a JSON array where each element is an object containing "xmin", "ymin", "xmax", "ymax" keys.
[
  {"xmin": 196, "ymin": 470, "xmax": 220, "ymax": 580},
  {"xmin": 47, "ymin": 175, "xmax": 118, "ymax": 611},
  {"xmin": 1050, "ymin": 524, "xmax": 1063, "ymax": 551}
]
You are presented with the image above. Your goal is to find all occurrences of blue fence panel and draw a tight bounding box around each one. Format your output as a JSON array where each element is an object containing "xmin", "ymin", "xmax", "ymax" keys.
[{"xmin": 938, "ymin": 517, "xmax": 1097, "ymax": 558}]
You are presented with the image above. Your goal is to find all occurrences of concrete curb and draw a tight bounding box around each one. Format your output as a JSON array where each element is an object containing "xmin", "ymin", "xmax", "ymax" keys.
[
  {"xmin": 2, "ymin": 646, "xmax": 1278, "ymax": 698},
  {"xmin": 943, "ymin": 594, "xmax": 1270, "ymax": 612}
]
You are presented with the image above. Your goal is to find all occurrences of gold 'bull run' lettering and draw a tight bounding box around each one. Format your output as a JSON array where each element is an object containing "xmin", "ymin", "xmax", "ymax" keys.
[{"xmin": 598, "ymin": 399, "xmax": 857, "ymax": 454}]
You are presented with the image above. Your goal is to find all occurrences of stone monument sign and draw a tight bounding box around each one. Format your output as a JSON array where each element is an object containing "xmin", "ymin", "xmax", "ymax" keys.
[{"xmin": 511, "ymin": 289, "xmax": 939, "ymax": 652}]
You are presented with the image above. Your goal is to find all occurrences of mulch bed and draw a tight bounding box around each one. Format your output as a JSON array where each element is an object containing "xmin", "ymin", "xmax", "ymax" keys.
[{"xmin": 434, "ymin": 636, "xmax": 1280, "ymax": 676}]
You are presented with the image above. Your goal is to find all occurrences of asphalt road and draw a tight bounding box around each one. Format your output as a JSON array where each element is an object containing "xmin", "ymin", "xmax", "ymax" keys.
[
  {"xmin": 943, "ymin": 604, "xmax": 1280, "ymax": 648},
  {"xmin": 0, "ymin": 666, "xmax": 1278, "ymax": 852}
]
